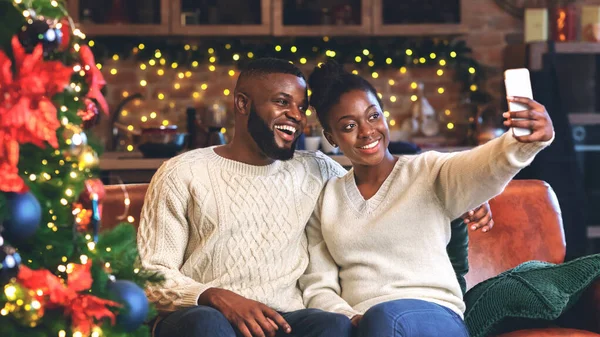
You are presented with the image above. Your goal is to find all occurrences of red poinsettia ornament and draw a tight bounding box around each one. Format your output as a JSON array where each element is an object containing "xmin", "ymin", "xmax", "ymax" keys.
[
  {"xmin": 79, "ymin": 45, "xmax": 109, "ymax": 115},
  {"xmin": 0, "ymin": 36, "xmax": 73, "ymax": 192},
  {"xmin": 18, "ymin": 262, "xmax": 121, "ymax": 335}
]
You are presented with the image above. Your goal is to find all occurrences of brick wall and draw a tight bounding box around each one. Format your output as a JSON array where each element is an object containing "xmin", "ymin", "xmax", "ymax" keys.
[{"xmin": 93, "ymin": 0, "xmax": 600, "ymax": 150}]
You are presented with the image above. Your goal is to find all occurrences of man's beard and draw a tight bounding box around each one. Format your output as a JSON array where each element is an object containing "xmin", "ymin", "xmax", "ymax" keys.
[{"xmin": 247, "ymin": 105, "xmax": 297, "ymax": 161}]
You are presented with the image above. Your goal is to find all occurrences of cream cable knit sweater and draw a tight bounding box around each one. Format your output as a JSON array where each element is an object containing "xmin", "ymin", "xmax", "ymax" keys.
[
  {"xmin": 137, "ymin": 147, "xmax": 346, "ymax": 313},
  {"xmin": 300, "ymin": 132, "xmax": 553, "ymax": 319}
]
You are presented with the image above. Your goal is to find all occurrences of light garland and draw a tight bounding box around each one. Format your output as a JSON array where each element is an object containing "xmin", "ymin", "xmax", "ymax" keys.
[{"xmin": 90, "ymin": 36, "xmax": 488, "ymax": 151}]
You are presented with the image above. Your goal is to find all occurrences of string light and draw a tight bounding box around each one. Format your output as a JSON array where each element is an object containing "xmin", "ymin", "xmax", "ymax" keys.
[{"xmin": 89, "ymin": 40, "xmax": 480, "ymax": 141}]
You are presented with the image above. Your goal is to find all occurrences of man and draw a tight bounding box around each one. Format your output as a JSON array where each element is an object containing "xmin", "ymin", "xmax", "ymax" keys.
[{"xmin": 137, "ymin": 58, "xmax": 493, "ymax": 337}]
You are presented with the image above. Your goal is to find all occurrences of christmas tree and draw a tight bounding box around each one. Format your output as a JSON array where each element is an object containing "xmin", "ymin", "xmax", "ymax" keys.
[{"xmin": 0, "ymin": 1, "xmax": 162, "ymax": 336}]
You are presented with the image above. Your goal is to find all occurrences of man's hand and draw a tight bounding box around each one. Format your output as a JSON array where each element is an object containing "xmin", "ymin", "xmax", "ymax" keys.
[
  {"xmin": 462, "ymin": 202, "xmax": 494, "ymax": 233},
  {"xmin": 199, "ymin": 288, "xmax": 291, "ymax": 337},
  {"xmin": 351, "ymin": 314, "xmax": 363, "ymax": 327}
]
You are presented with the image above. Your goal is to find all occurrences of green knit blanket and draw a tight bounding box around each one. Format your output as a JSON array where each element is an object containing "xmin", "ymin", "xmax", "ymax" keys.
[{"xmin": 464, "ymin": 254, "xmax": 600, "ymax": 337}]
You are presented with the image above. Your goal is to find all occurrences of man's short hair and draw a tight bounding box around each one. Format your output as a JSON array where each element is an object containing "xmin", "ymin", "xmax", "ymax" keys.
[{"xmin": 236, "ymin": 58, "xmax": 305, "ymax": 87}]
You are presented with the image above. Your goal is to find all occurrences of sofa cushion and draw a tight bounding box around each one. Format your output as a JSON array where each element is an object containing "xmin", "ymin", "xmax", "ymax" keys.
[{"xmin": 464, "ymin": 254, "xmax": 600, "ymax": 337}]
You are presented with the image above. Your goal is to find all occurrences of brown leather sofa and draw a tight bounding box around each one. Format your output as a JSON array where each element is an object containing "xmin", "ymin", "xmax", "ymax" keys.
[{"xmin": 102, "ymin": 179, "xmax": 600, "ymax": 336}]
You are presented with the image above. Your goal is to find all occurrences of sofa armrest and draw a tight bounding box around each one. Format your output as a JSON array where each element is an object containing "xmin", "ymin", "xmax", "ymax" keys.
[
  {"xmin": 560, "ymin": 278, "xmax": 600, "ymax": 333},
  {"xmin": 581, "ymin": 278, "xmax": 600, "ymax": 333}
]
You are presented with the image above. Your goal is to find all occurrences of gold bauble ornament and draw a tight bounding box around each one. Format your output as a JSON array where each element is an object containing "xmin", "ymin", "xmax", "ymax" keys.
[
  {"xmin": 2, "ymin": 281, "xmax": 44, "ymax": 327},
  {"xmin": 63, "ymin": 124, "xmax": 88, "ymax": 157},
  {"xmin": 77, "ymin": 146, "xmax": 99, "ymax": 171}
]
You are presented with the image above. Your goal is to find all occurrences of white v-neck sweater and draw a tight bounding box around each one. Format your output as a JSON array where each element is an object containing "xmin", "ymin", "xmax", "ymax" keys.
[
  {"xmin": 137, "ymin": 147, "xmax": 346, "ymax": 313},
  {"xmin": 299, "ymin": 132, "xmax": 553, "ymax": 319}
]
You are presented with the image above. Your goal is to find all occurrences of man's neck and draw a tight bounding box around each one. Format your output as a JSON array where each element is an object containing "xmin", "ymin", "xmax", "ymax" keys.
[{"xmin": 214, "ymin": 134, "xmax": 276, "ymax": 166}]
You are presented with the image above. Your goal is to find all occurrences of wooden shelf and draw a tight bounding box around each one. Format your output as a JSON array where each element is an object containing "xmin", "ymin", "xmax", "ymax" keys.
[
  {"xmin": 569, "ymin": 113, "xmax": 600, "ymax": 125},
  {"xmin": 372, "ymin": 0, "xmax": 466, "ymax": 36},
  {"xmin": 272, "ymin": 0, "xmax": 372, "ymax": 36},
  {"xmin": 528, "ymin": 42, "xmax": 600, "ymax": 70},
  {"xmin": 75, "ymin": 23, "xmax": 170, "ymax": 36},
  {"xmin": 170, "ymin": 0, "xmax": 271, "ymax": 36},
  {"xmin": 67, "ymin": 0, "xmax": 170, "ymax": 37},
  {"xmin": 69, "ymin": 0, "xmax": 471, "ymax": 37},
  {"xmin": 372, "ymin": 23, "xmax": 467, "ymax": 36}
]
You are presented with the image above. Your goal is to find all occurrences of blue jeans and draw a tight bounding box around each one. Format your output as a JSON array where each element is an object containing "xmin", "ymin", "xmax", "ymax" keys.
[
  {"xmin": 155, "ymin": 306, "xmax": 352, "ymax": 337},
  {"xmin": 355, "ymin": 299, "xmax": 469, "ymax": 337}
]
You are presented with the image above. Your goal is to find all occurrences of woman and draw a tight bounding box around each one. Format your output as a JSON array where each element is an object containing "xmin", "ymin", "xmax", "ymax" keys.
[{"xmin": 299, "ymin": 61, "xmax": 554, "ymax": 337}]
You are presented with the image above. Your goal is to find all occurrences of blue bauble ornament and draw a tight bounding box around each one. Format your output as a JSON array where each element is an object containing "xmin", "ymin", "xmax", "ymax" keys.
[
  {"xmin": 3, "ymin": 192, "xmax": 41, "ymax": 243},
  {"xmin": 108, "ymin": 280, "xmax": 149, "ymax": 332},
  {"xmin": 18, "ymin": 17, "xmax": 62, "ymax": 56}
]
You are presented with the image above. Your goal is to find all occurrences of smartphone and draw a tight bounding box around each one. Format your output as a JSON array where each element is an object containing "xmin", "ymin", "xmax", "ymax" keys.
[{"xmin": 504, "ymin": 68, "xmax": 533, "ymax": 137}]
